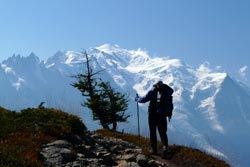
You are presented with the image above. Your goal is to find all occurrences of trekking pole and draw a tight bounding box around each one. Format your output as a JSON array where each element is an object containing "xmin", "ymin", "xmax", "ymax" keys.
[{"xmin": 136, "ymin": 93, "xmax": 140, "ymax": 138}]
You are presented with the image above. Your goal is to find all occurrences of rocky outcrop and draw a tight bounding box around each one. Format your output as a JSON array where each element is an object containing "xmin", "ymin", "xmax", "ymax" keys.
[{"xmin": 40, "ymin": 132, "xmax": 173, "ymax": 167}]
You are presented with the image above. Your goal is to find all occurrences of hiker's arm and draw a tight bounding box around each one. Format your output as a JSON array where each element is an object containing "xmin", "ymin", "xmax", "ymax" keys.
[{"xmin": 136, "ymin": 90, "xmax": 153, "ymax": 103}]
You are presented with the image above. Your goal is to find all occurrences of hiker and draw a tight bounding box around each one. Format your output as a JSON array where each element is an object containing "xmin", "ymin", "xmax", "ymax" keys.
[{"xmin": 135, "ymin": 81, "xmax": 174, "ymax": 158}]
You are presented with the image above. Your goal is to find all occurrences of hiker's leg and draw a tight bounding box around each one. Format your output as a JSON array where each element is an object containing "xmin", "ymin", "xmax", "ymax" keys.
[
  {"xmin": 149, "ymin": 113, "xmax": 157, "ymax": 154},
  {"xmin": 157, "ymin": 115, "xmax": 169, "ymax": 158},
  {"xmin": 157, "ymin": 115, "xmax": 168, "ymax": 149}
]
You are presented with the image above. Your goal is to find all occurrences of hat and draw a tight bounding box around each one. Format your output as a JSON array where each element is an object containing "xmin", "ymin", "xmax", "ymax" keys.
[
  {"xmin": 155, "ymin": 80, "xmax": 163, "ymax": 88},
  {"xmin": 156, "ymin": 81, "xmax": 163, "ymax": 85}
]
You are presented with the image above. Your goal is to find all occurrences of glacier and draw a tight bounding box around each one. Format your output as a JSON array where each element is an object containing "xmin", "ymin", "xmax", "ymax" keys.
[{"xmin": 0, "ymin": 44, "xmax": 250, "ymax": 167}]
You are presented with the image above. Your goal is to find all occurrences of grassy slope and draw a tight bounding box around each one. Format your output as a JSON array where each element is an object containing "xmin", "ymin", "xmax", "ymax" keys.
[
  {"xmin": 0, "ymin": 107, "xmax": 86, "ymax": 167},
  {"xmin": 0, "ymin": 106, "xmax": 230, "ymax": 167}
]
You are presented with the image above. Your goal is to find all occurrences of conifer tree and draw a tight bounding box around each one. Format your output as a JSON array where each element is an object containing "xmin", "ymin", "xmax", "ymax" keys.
[
  {"xmin": 71, "ymin": 51, "xmax": 105, "ymax": 127},
  {"xmin": 97, "ymin": 82, "xmax": 130, "ymax": 131},
  {"xmin": 71, "ymin": 52, "xmax": 130, "ymax": 130},
  {"xmin": 71, "ymin": 51, "xmax": 100, "ymax": 98}
]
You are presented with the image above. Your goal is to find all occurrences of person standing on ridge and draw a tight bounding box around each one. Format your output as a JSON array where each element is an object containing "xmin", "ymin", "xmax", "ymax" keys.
[{"xmin": 135, "ymin": 81, "xmax": 174, "ymax": 158}]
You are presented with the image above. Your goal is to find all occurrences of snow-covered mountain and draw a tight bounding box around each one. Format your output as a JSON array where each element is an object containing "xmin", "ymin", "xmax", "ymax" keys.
[{"xmin": 1, "ymin": 44, "xmax": 250, "ymax": 167}]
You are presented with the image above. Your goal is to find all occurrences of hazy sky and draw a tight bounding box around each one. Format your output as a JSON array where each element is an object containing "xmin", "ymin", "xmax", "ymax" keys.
[{"xmin": 0, "ymin": 0, "xmax": 250, "ymax": 77}]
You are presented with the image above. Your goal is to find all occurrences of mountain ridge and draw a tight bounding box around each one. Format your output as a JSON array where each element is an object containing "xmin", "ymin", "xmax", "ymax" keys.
[{"xmin": 0, "ymin": 44, "xmax": 250, "ymax": 167}]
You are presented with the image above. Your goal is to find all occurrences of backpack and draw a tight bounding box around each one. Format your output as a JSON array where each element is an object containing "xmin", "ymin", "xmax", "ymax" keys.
[{"xmin": 157, "ymin": 84, "xmax": 174, "ymax": 117}]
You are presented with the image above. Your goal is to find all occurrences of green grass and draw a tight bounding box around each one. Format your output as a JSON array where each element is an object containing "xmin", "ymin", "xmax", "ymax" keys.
[
  {"xmin": 0, "ymin": 107, "xmax": 87, "ymax": 167},
  {"xmin": 95, "ymin": 129, "xmax": 231, "ymax": 167}
]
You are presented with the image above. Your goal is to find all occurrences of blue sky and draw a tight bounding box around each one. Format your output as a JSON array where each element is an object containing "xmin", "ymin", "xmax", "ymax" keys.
[{"xmin": 0, "ymin": 0, "xmax": 250, "ymax": 81}]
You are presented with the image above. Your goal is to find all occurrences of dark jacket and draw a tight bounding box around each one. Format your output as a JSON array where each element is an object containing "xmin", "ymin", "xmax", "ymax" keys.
[{"xmin": 137, "ymin": 84, "xmax": 174, "ymax": 117}]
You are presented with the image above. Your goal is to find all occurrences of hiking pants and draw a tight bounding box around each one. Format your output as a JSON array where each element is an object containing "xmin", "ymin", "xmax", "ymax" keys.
[{"xmin": 148, "ymin": 113, "xmax": 168, "ymax": 151}]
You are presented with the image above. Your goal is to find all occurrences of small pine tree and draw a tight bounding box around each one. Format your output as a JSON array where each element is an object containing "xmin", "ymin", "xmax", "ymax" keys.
[
  {"xmin": 71, "ymin": 52, "xmax": 130, "ymax": 130},
  {"xmin": 71, "ymin": 51, "xmax": 101, "ymax": 98},
  {"xmin": 97, "ymin": 82, "xmax": 130, "ymax": 131}
]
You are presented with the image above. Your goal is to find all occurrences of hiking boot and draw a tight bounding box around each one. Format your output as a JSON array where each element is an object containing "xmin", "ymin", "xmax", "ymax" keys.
[
  {"xmin": 161, "ymin": 149, "xmax": 168, "ymax": 159},
  {"xmin": 161, "ymin": 146, "xmax": 169, "ymax": 159},
  {"xmin": 150, "ymin": 148, "xmax": 158, "ymax": 155}
]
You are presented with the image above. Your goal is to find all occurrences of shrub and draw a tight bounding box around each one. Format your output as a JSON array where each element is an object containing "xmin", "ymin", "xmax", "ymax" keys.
[
  {"xmin": 0, "ymin": 106, "xmax": 87, "ymax": 167},
  {"xmin": 12, "ymin": 108, "xmax": 87, "ymax": 138},
  {"xmin": 0, "ymin": 152, "xmax": 41, "ymax": 167}
]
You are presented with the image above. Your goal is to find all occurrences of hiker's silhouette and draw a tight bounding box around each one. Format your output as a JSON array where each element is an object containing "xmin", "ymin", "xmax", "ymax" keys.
[{"xmin": 135, "ymin": 81, "xmax": 174, "ymax": 158}]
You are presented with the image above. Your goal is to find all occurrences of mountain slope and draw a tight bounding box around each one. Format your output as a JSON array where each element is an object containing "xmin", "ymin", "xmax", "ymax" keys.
[
  {"xmin": 0, "ymin": 44, "xmax": 250, "ymax": 167},
  {"xmin": 0, "ymin": 106, "xmax": 229, "ymax": 167}
]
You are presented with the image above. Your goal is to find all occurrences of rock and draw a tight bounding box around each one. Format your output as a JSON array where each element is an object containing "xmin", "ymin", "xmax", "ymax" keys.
[
  {"xmin": 102, "ymin": 152, "xmax": 112, "ymax": 161},
  {"xmin": 40, "ymin": 140, "xmax": 76, "ymax": 167},
  {"xmin": 127, "ymin": 162, "xmax": 141, "ymax": 167},
  {"xmin": 125, "ymin": 148, "xmax": 135, "ymax": 154},
  {"xmin": 136, "ymin": 154, "xmax": 148, "ymax": 166},
  {"xmin": 60, "ymin": 148, "xmax": 75, "ymax": 163},
  {"xmin": 116, "ymin": 161, "xmax": 125, "ymax": 167},
  {"xmin": 40, "ymin": 132, "xmax": 174, "ymax": 167},
  {"xmin": 46, "ymin": 140, "xmax": 72, "ymax": 148},
  {"xmin": 110, "ymin": 145, "xmax": 120, "ymax": 153},
  {"xmin": 120, "ymin": 154, "xmax": 136, "ymax": 162},
  {"xmin": 148, "ymin": 160, "xmax": 161, "ymax": 167}
]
